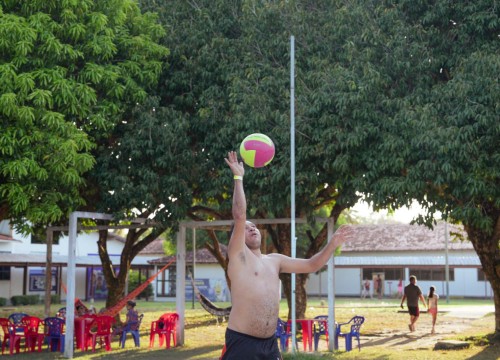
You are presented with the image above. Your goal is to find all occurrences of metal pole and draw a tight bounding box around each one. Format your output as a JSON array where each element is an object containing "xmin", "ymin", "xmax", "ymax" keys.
[
  {"xmin": 44, "ymin": 228, "xmax": 53, "ymax": 318},
  {"xmin": 290, "ymin": 34, "xmax": 297, "ymax": 352},
  {"xmin": 445, "ymin": 222, "xmax": 450, "ymax": 304},
  {"xmin": 327, "ymin": 218, "xmax": 335, "ymax": 352},
  {"xmin": 64, "ymin": 212, "xmax": 78, "ymax": 358},
  {"xmin": 192, "ymin": 228, "xmax": 196, "ymax": 309}
]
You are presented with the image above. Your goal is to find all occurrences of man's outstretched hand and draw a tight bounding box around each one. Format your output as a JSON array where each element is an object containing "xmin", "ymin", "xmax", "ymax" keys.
[{"xmin": 225, "ymin": 151, "xmax": 245, "ymax": 178}]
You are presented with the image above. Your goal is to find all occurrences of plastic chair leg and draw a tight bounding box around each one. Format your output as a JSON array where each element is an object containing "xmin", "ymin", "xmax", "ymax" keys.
[{"xmin": 345, "ymin": 334, "xmax": 353, "ymax": 352}]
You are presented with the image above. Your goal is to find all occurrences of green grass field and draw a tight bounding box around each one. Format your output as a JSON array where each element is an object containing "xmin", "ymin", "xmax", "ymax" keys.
[{"xmin": 1, "ymin": 297, "xmax": 497, "ymax": 359}]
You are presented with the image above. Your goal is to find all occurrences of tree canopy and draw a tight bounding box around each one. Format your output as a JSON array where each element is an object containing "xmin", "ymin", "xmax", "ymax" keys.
[{"xmin": 0, "ymin": 0, "xmax": 168, "ymax": 232}]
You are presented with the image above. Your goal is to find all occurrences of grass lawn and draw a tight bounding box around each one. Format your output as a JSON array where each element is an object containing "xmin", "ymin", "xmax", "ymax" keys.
[{"xmin": 1, "ymin": 297, "xmax": 497, "ymax": 359}]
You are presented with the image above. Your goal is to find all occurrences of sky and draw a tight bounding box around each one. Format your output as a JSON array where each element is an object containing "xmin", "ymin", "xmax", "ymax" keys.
[{"xmin": 350, "ymin": 199, "xmax": 430, "ymax": 224}]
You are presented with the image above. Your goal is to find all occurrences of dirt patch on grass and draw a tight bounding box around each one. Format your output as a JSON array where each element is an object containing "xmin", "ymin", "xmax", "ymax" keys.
[{"xmin": 358, "ymin": 309, "xmax": 494, "ymax": 351}]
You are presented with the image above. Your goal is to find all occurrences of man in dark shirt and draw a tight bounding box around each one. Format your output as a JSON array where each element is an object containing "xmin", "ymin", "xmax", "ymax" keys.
[{"xmin": 400, "ymin": 275, "xmax": 427, "ymax": 332}]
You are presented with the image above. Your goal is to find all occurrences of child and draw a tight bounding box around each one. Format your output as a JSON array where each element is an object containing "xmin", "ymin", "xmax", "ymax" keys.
[
  {"xmin": 113, "ymin": 300, "xmax": 139, "ymax": 336},
  {"xmin": 125, "ymin": 300, "xmax": 139, "ymax": 330},
  {"xmin": 427, "ymin": 286, "xmax": 439, "ymax": 334}
]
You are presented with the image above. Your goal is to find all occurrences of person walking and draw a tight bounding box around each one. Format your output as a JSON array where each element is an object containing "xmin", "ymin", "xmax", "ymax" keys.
[
  {"xmin": 220, "ymin": 151, "xmax": 347, "ymax": 360},
  {"xmin": 427, "ymin": 286, "xmax": 439, "ymax": 334},
  {"xmin": 400, "ymin": 275, "xmax": 427, "ymax": 332}
]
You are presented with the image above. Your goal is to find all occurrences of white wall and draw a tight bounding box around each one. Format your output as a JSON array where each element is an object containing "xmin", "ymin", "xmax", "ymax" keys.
[
  {"xmin": 307, "ymin": 267, "xmax": 492, "ymax": 299},
  {"xmin": 307, "ymin": 268, "xmax": 362, "ymax": 297}
]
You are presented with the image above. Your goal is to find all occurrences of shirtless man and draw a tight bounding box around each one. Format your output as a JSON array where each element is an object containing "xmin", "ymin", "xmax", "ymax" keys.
[{"xmin": 221, "ymin": 151, "xmax": 345, "ymax": 359}]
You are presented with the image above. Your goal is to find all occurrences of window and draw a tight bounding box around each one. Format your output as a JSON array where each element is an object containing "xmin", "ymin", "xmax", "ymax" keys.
[
  {"xmin": 0, "ymin": 220, "xmax": 10, "ymax": 236},
  {"xmin": 409, "ymin": 268, "xmax": 454, "ymax": 281},
  {"xmin": 477, "ymin": 269, "xmax": 487, "ymax": 281},
  {"xmin": 156, "ymin": 265, "xmax": 177, "ymax": 297},
  {"xmin": 0, "ymin": 266, "xmax": 10, "ymax": 280},
  {"xmin": 362, "ymin": 268, "xmax": 403, "ymax": 281}
]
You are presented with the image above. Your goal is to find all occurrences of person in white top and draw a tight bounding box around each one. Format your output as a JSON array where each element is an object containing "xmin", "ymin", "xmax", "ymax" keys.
[{"xmin": 427, "ymin": 286, "xmax": 439, "ymax": 334}]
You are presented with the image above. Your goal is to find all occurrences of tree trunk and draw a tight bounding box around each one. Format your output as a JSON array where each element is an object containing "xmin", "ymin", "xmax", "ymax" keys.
[
  {"xmin": 465, "ymin": 221, "xmax": 500, "ymax": 337},
  {"xmin": 97, "ymin": 230, "xmax": 131, "ymax": 324}
]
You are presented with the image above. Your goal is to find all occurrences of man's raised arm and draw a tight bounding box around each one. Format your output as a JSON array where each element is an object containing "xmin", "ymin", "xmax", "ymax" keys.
[{"xmin": 224, "ymin": 151, "xmax": 246, "ymax": 254}]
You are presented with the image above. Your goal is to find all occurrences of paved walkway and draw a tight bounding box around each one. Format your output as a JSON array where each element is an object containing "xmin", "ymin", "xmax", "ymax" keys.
[{"xmin": 443, "ymin": 305, "xmax": 495, "ymax": 319}]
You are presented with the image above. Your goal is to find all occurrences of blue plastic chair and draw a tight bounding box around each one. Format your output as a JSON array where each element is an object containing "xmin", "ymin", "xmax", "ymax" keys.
[
  {"xmin": 44, "ymin": 317, "xmax": 65, "ymax": 352},
  {"xmin": 313, "ymin": 315, "xmax": 329, "ymax": 351},
  {"xmin": 120, "ymin": 314, "xmax": 143, "ymax": 348},
  {"xmin": 336, "ymin": 315, "xmax": 365, "ymax": 351},
  {"xmin": 8, "ymin": 313, "xmax": 28, "ymax": 334},
  {"xmin": 275, "ymin": 318, "xmax": 292, "ymax": 352}
]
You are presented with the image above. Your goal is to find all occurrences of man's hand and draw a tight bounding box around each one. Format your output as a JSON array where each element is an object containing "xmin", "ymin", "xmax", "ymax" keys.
[{"xmin": 224, "ymin": 151, "xmax": 245, "ymax": 177}]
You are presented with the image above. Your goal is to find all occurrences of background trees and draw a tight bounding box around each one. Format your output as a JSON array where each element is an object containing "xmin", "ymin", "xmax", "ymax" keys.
[{"xmin": 1, "ymin": 0, "xmax": 498, "ymax": 335}]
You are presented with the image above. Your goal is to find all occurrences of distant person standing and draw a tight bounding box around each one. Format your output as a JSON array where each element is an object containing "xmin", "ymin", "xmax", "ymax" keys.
[
  {"xmin": 361, "ymin": 279, "xmax": 372, "ymax": 299},
  {"xmin": 427, "ymin": 286, "xmax": 439, "ymax": 334},
  {"xmin": 400, "ymin": 275, "xmax": 427, "ymax": 332},
  {"xmin": 376, "ymin": 274, "xmax": 383, "ymax": 299},
  {"xmin": 397, "ymin": 278, "xmax": 403, "ymax": 298}
]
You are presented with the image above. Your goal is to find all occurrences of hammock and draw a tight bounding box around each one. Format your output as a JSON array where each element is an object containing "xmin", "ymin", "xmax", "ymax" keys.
[
  {"xmin": 189, "ymin": 273, "xmax": 231, "ymax": 317},
  {"xmin": 101, "ymin": 258, "xmax": 176, "ymax": 317},
  {"xmin": 62, "ymin": 258, "xmax": 176, "ymax": 317}
]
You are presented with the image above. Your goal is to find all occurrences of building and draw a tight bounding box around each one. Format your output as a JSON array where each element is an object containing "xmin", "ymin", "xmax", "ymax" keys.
[
  {"xmin": 307, "ymin": 222, "xmax": 492, "ymax": 299},
  {"xmin": 149, "ymin": 245, "xmax": 230, "ymax": 303},
  {"xmin": 0, "ymin": 220, "xmax": 492, "ymax": 304},
  {"xmin": 0, "ymin": 220, "xmax": 162, "ymax": 304}
]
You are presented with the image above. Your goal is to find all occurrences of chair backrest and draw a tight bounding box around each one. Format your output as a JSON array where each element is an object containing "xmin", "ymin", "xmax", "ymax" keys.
[
  {"xmin": 56, "ymin": 307, "xmax": 66, "ymax": 318},
  {"xmin": 313, "ymin": 315, "xmax": 328, "ymax": 335},
  {"xmin": 8, "ymin": 313, "xmax": 29, "ymax": 325},
  {"xmin": 275, "ymin": 318, "xmax": 290, "ymax": 337},
  {"xmin": 91, "ymin": 315, "xmax": 114, "ymax": 335},
  {"xmin": 163, "ymin": 313, "xmax": 179, "ymax": 331},
  {"xmin": 349, "ymin": 316, "xmax": 365, "ymax": 334},
  {"xmin": 44, "ymin": 317, "xmax": 65, "ymax": 336},
  {"xmin": 0, "ymin": 318, "xmax": 12, "ymax": 336},
  {"xmin": 21, "ymin": 316, "xmax": 43, "ymax": 335}
]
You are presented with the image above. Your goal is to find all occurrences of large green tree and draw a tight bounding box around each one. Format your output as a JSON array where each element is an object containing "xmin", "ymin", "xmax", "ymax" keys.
[
  {"xmin": 137, "ymin": 0, "xmax": 382, "ymax": 319},
  {"xmin": 362, "ymin": 1, "xmax": 500, "ymax": 335},
  {"xmin": 0, "ymin": 0, "xmax": 168, "ymax": 233}
]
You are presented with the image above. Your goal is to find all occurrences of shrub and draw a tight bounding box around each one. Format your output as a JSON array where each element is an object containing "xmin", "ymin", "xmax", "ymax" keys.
[
  {"xmin": 128, "ymin": 271, "xmax": 154, "ymax": 300},
  {"xmin": 0, "ymin": 297, "xmax": 6, "ymax": 306}
]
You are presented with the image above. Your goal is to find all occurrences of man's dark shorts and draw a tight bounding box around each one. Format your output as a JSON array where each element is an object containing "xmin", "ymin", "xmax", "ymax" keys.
[
  {"xmin": 221, "ymin": 328, "xmax": 282, "ymax": 360},
  {"xmin": 408, "ymin": 306, "xmax": 420, "ymax": 316}
]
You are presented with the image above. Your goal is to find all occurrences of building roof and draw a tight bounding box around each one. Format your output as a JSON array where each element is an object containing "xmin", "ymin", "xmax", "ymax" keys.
[
  {"xmin": 140, "ymin": 238, "xmax": 166, "ymax": 254},
  {"xmin": 335, "ymin": 222, "xmax": 471, "ymax": 252},
  {"xmin": 0, "ymin": 234, "xmax": 22, "ymax": 242}
]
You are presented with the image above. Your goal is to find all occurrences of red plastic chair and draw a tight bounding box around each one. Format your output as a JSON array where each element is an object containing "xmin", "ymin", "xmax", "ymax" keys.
[
  {"xmin": 149, "ymin": 312, "xmax": 179, "ymax": 348},
  {"xmin": 88, "ymin": 315, "xmax": 114, "ymax": 352},
  {"xmin": 0, "ymin": 318, "xmax": 20, "ymax": 354},
  {"xmin": 21, "ymin": 316, "xmax": 45, "ymax": 352},
  {"xmin": 75, "ymin": 314, "xmax": 96, "ymax": 351}
]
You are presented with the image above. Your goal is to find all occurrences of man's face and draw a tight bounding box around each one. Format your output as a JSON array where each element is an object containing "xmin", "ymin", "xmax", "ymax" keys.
[{"xmin": 244, "ymin": 221, "xmax": 261, "ymax": 250}]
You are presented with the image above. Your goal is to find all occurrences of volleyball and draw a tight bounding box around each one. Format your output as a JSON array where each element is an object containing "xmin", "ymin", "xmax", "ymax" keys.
[{"xmin": 239, "ymin": 133, "xmax": 275, "ymax": 168}]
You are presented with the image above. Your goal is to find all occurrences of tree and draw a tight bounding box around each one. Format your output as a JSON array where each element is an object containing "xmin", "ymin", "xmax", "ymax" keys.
[
  {"xmin": 0, "ymin": 0, "xmax": 168, "ymax": 233},
  {"xmin": 357, "ymin": 1, "xmax": 500, "ymax": 336},
  {"xmin": 138, "ymin": 0, "xmax": 384, "ymax": 319}
]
